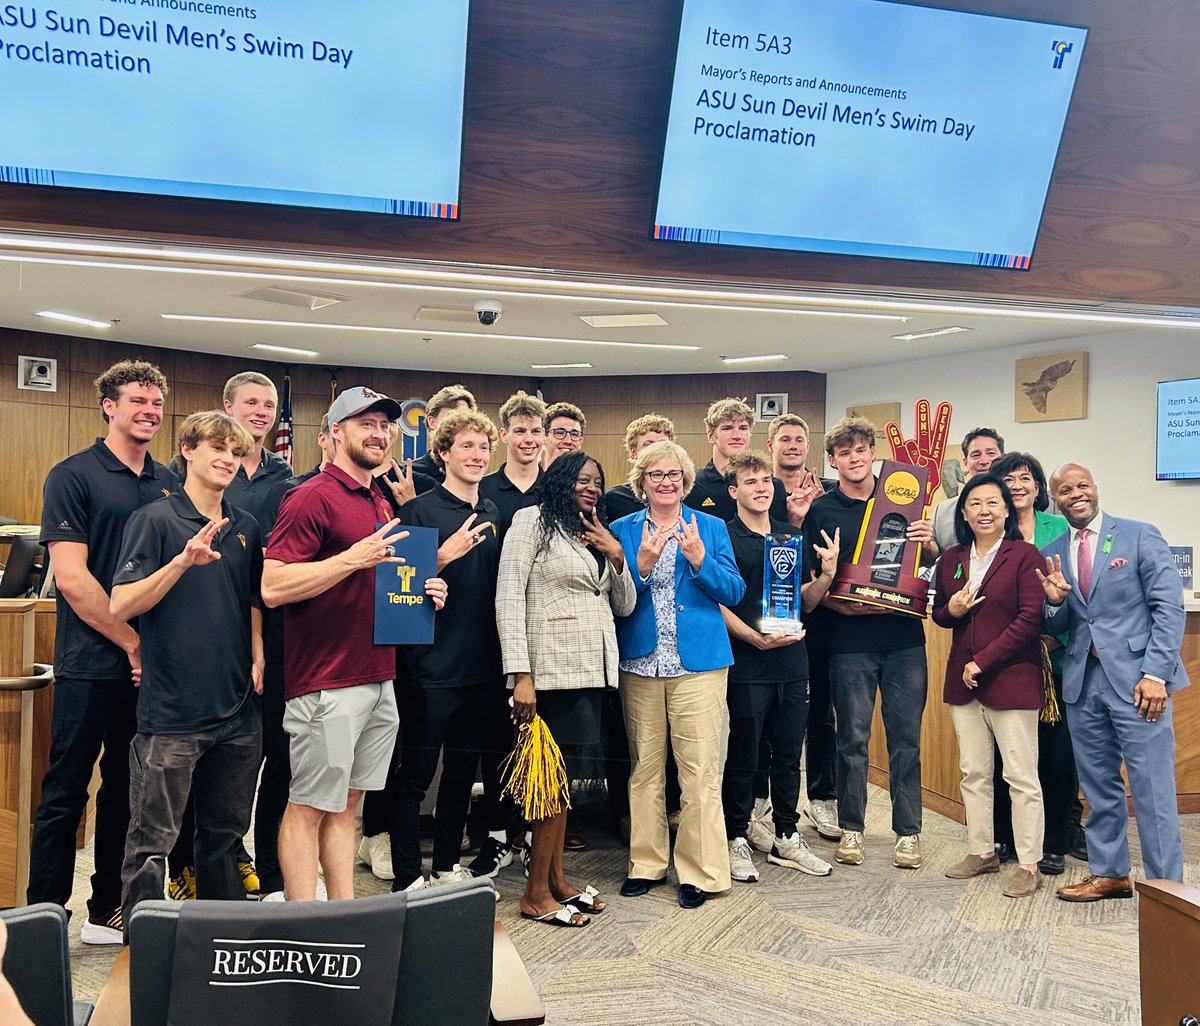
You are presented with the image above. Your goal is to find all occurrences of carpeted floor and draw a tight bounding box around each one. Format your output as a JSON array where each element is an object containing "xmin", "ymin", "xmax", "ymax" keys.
[{"xmin": 60, "ymin": 786, "xmax": 1199, "ymax": 1026}]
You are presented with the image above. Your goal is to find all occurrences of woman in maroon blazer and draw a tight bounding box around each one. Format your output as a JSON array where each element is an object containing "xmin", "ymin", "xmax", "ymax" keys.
[{"xmin": 932, "ymin": 474, "xmax": 1046, "ymax": 898}]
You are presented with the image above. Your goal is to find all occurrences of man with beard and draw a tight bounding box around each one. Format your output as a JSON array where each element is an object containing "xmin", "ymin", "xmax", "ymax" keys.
[
  {"xmin": 1037, "ymin": 464, "xmax": 1189, "ymax": 898},
  {"xmin": 262, "ymin": 387, "xmax": 447, "ymax": 900}
]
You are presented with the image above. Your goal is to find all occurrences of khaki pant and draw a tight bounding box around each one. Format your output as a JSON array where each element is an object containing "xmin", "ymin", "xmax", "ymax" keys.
[
  {"xmin": 621, "ymin": 668, "xmax": 731, "ymax": 892},
  {"xmin": 949, "ymin": 701, "xmax": 1044, "ymax": 864}
]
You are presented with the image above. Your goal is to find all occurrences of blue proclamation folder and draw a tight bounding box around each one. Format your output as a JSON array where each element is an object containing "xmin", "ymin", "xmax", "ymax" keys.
[{"xmin": 374, "ymin": 524, "xmax": 439, "ymax": 645}]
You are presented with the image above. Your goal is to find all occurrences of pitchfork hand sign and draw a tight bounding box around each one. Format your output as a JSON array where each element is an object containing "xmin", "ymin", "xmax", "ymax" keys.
[{"xmin": 884, "ymin": 398, "xmax": 953, "ymax": 505}]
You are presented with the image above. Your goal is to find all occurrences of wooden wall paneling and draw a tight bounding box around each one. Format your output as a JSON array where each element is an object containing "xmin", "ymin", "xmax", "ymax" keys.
[
  {"xmin": 0, "ymin": 403, "xmax": 68, "ymax": 525},
  {"xmin": 3, "ymin": 1, "xmax": 1196, "ymax": 305}
]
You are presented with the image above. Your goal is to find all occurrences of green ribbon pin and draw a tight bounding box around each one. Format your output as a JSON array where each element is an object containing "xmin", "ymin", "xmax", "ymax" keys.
[
  {"xmin": 954, "ymin": 562, "xmax": 963, "ymax": 580},
  {"xmin": 1103, "ymin": 534, "xmax": 1112, "ymax": 554}
]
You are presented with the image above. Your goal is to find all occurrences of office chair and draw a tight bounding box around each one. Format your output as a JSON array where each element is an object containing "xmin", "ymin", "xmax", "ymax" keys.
[{"xmin": 0, "ymin": 903, "xmax": 94, "ymax": 1026}]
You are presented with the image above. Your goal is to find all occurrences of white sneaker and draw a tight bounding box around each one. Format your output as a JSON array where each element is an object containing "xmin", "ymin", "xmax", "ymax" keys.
[
  {"xmin": 357, "ymin": 833, "xmax": 395, "ymax": 881},
  {"xmin": 401, "ymin": 874, "xmax": 429, "ymax": 893},
  {"xmin": 769, "ymin": 832, "xmax": 833, "ymax": 876},
  {"xmin": 751, "ymin": 796, "xmax": 772, "ymax": 822},
  {"xmin": 746, "ymin": 814, "xmax": 775, "ymax": 854},
  {"xmin": 836, "ymin": 830, "xmax": 865, "ymax": 866},
  {"xmin": 894, "ymin": 834, "xmax": 923, "ymax": 869},
  {"xmin": 261, "ymin": 890, "xmax": 286, "ymax": 903},
  {"xmin": 728, "ymin": 837, "xmax": 761, "ymax": 883},
  {"xmin": 80, "ymin": 909, "xmax": 123, "ymax": 945},
  {"xmin": 430, "ymin": 864, "xmax": 473, "ymax": 886},
  {"xmin": 804, "ymin": 799, "xmax": 842, "ymax": 841}
]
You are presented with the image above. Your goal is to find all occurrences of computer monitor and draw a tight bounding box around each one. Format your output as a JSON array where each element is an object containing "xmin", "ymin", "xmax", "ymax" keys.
[{"xmin": 0, "ymin": 537, "xmax": 45, "ymax": 599}]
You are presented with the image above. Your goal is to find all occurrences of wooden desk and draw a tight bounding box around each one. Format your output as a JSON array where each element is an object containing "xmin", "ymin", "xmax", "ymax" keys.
[{"xmin": 1136, "ymin": 879, "xmax": 1200, "ymax": 1026}]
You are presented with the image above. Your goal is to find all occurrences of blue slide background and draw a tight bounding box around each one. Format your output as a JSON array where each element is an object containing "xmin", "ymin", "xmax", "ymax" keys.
[
  {"xmin": 0, "ymin": 0, "xmax": 469, "ymax": 213},
  {"xmin": 654, "ymin": 0, "xmax": 1087, "ymax": 263},
  {"xmin": 1157, "ymin": 379, "xmax": 1200, "ymax": 480}
]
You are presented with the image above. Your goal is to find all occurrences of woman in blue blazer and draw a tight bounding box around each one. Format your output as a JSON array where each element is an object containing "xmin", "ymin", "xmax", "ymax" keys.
[{"xmin": 609, "ymin": 440, "xmax": 745, "ymax": 908}]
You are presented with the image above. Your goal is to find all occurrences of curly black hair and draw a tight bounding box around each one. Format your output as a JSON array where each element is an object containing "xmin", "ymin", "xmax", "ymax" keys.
[{"xmin": 532, "ymin": 451, "xmax": 609, "ymax": 550}]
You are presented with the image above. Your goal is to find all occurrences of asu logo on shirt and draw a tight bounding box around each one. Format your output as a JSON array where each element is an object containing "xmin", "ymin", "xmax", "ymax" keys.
[{"xmin": 237, "ymin": 532, "xmax": 247, "ymax": 550}]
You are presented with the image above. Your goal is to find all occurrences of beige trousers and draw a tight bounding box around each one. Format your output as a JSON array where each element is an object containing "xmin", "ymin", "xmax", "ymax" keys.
[
  {"xmin": 621, "ymin": 668, "xmax": 731, "ymax": 892},
  {"xmin": 949, "ymin": 701, "xmax": 1044, "ymax": 865}
]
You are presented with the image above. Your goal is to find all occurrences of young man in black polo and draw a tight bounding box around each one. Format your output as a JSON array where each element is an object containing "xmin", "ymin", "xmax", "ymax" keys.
[
  {"xmin": 541, "ymin": 401, "xmax": 586, "ymax": 469},
  {"xmin": 721, "ymin": 452, "xmax": 837, "ymax": 882},
  {"xmin": 28, "ymin": 359, "xmax": 176, "ymax": 945},
  {"xmin": 388, "ymin": 408, "xmax": 503, "ymax": 891},
  {"xmin": 165, "ymin": 369, "xmax": 291, "ymax": 898},
  {"xmin": 806, "ymin": 417, "xmax": 934, "ymax": 870},
  {"xmin": 409, "ymin": 383, "xmax": 477, "ymax": 482},
  {"xmin": 479, "ymin": 390, "xmax": 546, "ymax": 542},
  {"xmin": 110, "ymin": 411, "xmax": 264, "ymax": 928}
]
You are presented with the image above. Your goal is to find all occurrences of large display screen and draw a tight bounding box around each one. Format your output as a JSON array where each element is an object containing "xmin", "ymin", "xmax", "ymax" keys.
[
  {"xmin": 0, "ymin": 0, "xmax": 469, "ymax": 217},
  {"xmin": 652, "ymin": 0, "xmax": 1087, "ymax": 267},
  {"xmin": 1157, "ymin": 378, "xmax": 1200, "ymax": 481}
]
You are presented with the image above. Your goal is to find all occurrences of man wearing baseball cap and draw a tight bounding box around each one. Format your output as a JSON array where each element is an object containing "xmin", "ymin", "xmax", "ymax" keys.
[{"xmin": 262, "ymin": 387, "xmax": 447, "ymax": 900}]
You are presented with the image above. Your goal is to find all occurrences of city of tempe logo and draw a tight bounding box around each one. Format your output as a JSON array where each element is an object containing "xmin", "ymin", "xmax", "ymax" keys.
[
  {"xmin": 1051, "ymin": 40, "xmax": 1074, "ymax": 69},
  {"xmin": 207, "ymin": 938, "xmax": 366, "ymax": 990}
]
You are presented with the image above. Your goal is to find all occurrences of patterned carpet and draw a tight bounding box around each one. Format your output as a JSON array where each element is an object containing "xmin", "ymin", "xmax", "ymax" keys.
[{"xmin": 59, "ymin": 787, "xmax": 1199, "ymax": 1026}]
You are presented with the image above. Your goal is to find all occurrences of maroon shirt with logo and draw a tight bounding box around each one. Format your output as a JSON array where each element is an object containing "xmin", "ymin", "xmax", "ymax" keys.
[{"xmin": 266, "ymin": 464, "xmax": 396, "ymax": 700}]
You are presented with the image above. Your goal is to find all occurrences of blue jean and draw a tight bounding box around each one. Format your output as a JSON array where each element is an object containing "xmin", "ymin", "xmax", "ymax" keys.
[
  {"xmin": 831, "ymin": 646, "xmax": 926, "ymax": 835},
  {"xmin": 121, "ymin": 700, "xmax": 262, "ymax": 930}
]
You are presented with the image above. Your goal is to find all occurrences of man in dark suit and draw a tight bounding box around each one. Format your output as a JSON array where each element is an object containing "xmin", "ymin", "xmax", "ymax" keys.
[{"xmin": 1037, "ymin": 463, "xmax": 1189, "ymax": 899}]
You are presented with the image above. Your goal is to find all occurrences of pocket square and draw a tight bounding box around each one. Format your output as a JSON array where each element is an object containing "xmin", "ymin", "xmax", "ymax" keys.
[{"xmin": 1108, "ymin": 557, "xmax": 1129, "ymax": 569}]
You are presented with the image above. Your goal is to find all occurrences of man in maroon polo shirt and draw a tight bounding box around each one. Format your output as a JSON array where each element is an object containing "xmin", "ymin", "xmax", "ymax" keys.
[{"xmin": 262, "ymin": 387, "xmax": 447, "ymax": 901}]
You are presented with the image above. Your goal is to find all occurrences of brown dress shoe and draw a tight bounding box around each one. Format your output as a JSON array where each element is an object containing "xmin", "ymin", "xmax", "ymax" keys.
[
  {"xmin": 1056, "ymin": 874, "xmax": 1133, "ymax": 902},
  {"xmin": 944, "ymin": 852, "xmax": 1000, "ymax": 879},
  {"xmin": 1003, "ymin": 868, "xmax": 1041, "ymax": 898}
]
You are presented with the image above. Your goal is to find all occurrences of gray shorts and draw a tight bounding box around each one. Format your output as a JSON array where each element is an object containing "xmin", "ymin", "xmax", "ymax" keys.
[{"xmin": 283, "ymin": 682, "xmax": 399, "ymax": 813}]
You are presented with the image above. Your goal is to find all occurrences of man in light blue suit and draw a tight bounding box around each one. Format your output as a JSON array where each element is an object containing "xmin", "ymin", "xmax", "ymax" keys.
[{"xmin": 1036, "ymin": 464, "xmax": 1188, "ymax": 900}]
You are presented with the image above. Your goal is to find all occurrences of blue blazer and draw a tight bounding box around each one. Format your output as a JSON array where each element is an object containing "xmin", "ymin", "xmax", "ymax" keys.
[
  {"xmin": 1043, "ymin": 513, "xmax": 1190, "ymax": 704},
  {"xmin": 610, "ymin": 507, "xmax": 746, "ymax": 673}
]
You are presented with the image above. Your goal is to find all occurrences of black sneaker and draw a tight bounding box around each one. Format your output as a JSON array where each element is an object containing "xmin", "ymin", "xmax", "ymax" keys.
[
  {"xmin": 80, "ymin": 907, "xmax": 124, "ymax": 945},
  {"xmin": 468, "ymin": 837, "xmax": 513, "ymax": 879}
]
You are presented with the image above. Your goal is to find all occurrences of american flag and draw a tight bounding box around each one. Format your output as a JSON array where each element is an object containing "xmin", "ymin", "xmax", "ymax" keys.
[{"xmin": 273, "ymin": 373, "xmax": 293, "ymax": 467}]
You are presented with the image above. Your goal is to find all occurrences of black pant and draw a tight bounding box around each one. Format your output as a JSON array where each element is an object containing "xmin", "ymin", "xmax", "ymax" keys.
[
  {"xmin": 723, "ymin": 680, "xmax": 809, "ymax": 838},
  {"xmin": 387, "ymin": 681, "xmax": 494, "ymax": 886},
  {"xmin": 122, "ymin": 701, "xmax": 262, "ymax": 929},
  {"xmin": 475, "ymin": 684, "xmax": 518, "ymax": 835},
  {"xmin": 994, "ymin": 675, "xmax": 1078, "ymax": 856},
  {"xmin": 804, "ymin": 632, "xmax": 838, "ymax": 801},
  {"xmin": 27, "ymin": 677, "xmax": 138, "ymax": 915},
  {"xmin": 253, "ymin": 662, "xmax": 291, "ymax": 892}
]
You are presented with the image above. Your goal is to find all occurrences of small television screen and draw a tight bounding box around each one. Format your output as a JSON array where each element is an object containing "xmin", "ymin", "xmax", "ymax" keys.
[
  {"xmin": 652, "ymin": 0, "xmax": 1087, "ymax": 267},
  {"xmin": 1157, "ymin": 378, "xmax": 1200, "ymax": 481},
  {"xmin": 0, "ymin": 0, "xmax": 469, "ymax": 218}
]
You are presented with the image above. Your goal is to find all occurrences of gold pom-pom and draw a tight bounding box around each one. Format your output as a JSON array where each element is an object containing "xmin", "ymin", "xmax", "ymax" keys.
[
  {"xmin": 1039, "ymin": 641, "xmax": 1061, "ymax": 725},
  {"xmin": 500, "ymin": 715, "xmax": 572, "ymax": 822}
]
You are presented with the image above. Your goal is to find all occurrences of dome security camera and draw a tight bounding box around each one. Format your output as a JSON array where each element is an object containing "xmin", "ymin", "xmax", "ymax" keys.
[{"xmin": 474, "ymin": 298, "xmax": 503, "ymax": 326}]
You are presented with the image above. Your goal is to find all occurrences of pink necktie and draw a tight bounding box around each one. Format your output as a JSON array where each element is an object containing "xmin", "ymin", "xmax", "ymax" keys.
[{"xmin": 1077, "ymin": 528, "xmax": 1092, "ymax": 597}]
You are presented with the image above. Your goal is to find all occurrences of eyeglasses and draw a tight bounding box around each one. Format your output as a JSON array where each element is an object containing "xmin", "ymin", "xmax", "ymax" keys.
[
  {"xmin": 645, "ymin": 469, "xmax": 683, "ymax": 483},
  {"xmin": 550, "ymin": 427, "xmax": 582, "ymax": 440}
]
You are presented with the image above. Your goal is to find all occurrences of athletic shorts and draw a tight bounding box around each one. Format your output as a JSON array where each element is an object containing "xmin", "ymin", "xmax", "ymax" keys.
[{"xmin": 283, "ymin": 682, "xmax": 399, "ymax": 812}]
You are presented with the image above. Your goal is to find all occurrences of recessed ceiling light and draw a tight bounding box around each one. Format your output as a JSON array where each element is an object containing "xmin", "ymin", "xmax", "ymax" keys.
[
  {"xmin": 249, "ymin": 343, "xmax": 320, "ymax": 357},
  {"xmin": 531, "ymin": 362, "xmax": 592, "ymax": 369},
  {"xmin": 892, "ymin": 325, "xmax": 973, "ymax": 341},
  {"xmin": 720, "ymin": 354, "xmax": 788, "ymax": 364},
  {"xmin": 237, "ymin": 286, "xmax": 348, "ymax": 310},
  {"xmin": 36, "ymin": 310, "xmax": 110, "ymax": 330},
  {"xmin": 577, "ymin": 313, "xmax": 668, "ymax": 328},
  {"xmin": 161, "ymin": 314, "xmax": 700, "ymax": 351}
]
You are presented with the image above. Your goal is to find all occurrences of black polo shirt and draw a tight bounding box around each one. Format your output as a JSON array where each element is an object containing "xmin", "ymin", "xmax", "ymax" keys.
[
  {"xmin": 806, "ymin": 484, "xmax": 925, "ymax": 655},
  {"xmin": 112, "ymin": 491, "xmax": 262, "ymax": 734},
  {"xmin": 39, "ymin": 438, "xmax": 178, "ymax": 681},
  {"xmin": 409, "ymin": 452, "xmax": 444, "ymax": 483},
  {"xmin": 603, "ymin": 482, "xmax": 643, "ymax": 522},
  {"xmin": 169, "ymin": 447, "xmax": 293, "ymax": 524},
  {"xmin": 258, "ymin": 466, "xmax": 322, "ymax": 665},
  {"xmin": 726, "ymin": 516, "xmax": 809, "ymax": 685},
  {"xmin": 686, "ymin": 459, "xmax": 788, "ymax": 523},
  {"xmin": 478, "ymin": 463, "xmax": 542, "ymax": 543},
  {"xmin": 398, "ymin": 485, "xmax": 501, "ymax": 687}
]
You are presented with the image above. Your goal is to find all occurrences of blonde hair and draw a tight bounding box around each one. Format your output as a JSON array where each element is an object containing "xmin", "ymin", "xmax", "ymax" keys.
[
  {"xmin": 823, "ymin": 416, "xmax": 876, "ymax": 457},
  {"xmin": 223, "ymin": 371, "xmax": 276, "ymax": 404},
  {"xmin": 176, "ymin": 411, "xmax": 254, "ymax": 479},
  {"xmin": 623, "ymin": 414, "xmax": 676, "ymax": 455},
  {"xmin": 704, "ymin": 397, "xmax": 755, "ymax": 435},
  {"xmin": 427, "ymin": 384, "xmax": 477, "ymax": 421},
  {"xmin": 431, "ymin": 408, "xmax": 498, "ymax": 467},
  {"xmin": 629, "ymin": 439, "xmax": 696, "ymax": 502},
  {"xmin": 543, "ymin": 401, "xmax": 586, "ymax": 432},
  {"xmin": 767, "ymin": 413, "xmax": 810, "ymax": 441},
  {"xmin": 498, "ymin": 390, "xmax": 547, "ymax": 428}
]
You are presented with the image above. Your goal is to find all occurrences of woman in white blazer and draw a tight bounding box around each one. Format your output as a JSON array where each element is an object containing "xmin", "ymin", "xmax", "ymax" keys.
[{"xmin": 496, "ymin": 451, "xmax": 636, "ymax": 927}]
